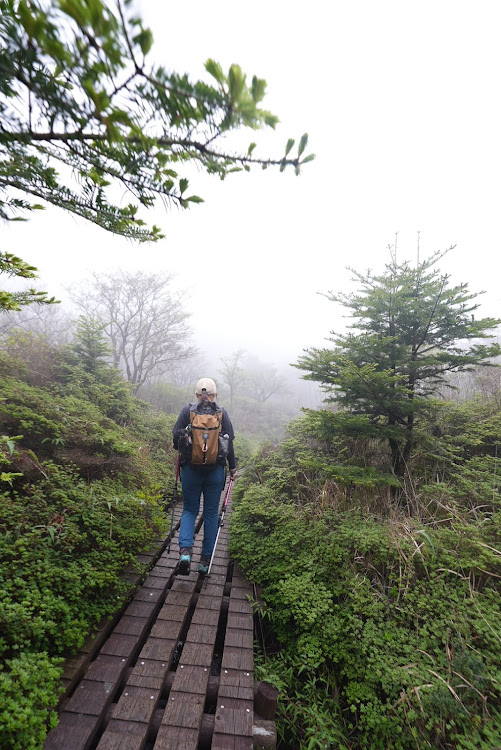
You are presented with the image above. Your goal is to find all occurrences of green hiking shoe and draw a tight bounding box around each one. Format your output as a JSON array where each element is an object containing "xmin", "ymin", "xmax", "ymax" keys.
[
  {"xmin": 176, "ymin": 547, "xmax": 191, "ymax": 575},
  {"xmin": 198, "ymin": 554, "xmax": 211, "ymax": 575}
]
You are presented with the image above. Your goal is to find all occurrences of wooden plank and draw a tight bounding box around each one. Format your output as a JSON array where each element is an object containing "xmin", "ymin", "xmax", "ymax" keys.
[
  {"xmin": 112, "ymin": 685, "xmax": 160, "ymax": 723},
  {"xmin": 100, "ymin": 633, "xmax": 140, "ymax": 659},
  {"xmin": 224, "ymin": 628, "xmax": 253, "ymax": 650},
  {"xmin": 165, "ymin": 590, "xmax": 192, "ymax": 607},
  {"xmin": 113, "ymin": 616, "xmax": 150, "ymax": 638},
  {"xmin": 134, "ymin": 587, "xmax": 163, "ymax": 604},
  {"xmin": 96, "ymin": 719, "xmax": 147, "ymax": 750},
  {"xmin": 85, "ymin": 654, "xmax": 128, "ymax": 684},
  {"xmin": 126, "ymin": 672, "xmax": 164, "ymax": 691},
  {"xmin": 221, "ymin": 648, "xmax": 253, "ymax": 672},
  {"xmin": 142, "ymin": 574, "xmax": 167, "ymax": 590},
  {"xmin": 218, "ymin": 670, "xmax": 254, "ymax": 701},
  {"xmin": 216, "ymin": 697, "xmax": 253, "ymax": 711},
  {"xmin": 179, "ymin": 642, "xmax": 213, "ymax": 667},
  {"xmin": 225, "ymin": 613, "xmax": 253, "ymax": 631},
  {"xmin": 161, "ymin": 694, "xmax": 204, "ymax": 729},
  {"xmin": 196, "ymin": 594, "xmax": 224, "ymax": 610},
  {"xmin": 229, "ymin": 587, "xmax": 253, "ymax": 600},
  {"xmin": 64, "ymin": 679, "xmax": 115, "ymax": 716},
  {"xmin": 228, "ymin": 599, "xmax": 253, "ymax": 615},
  {"xmin": 43, "ymin": 711, "xmax": 98, "ymax": 750},
  {"xmin": 149, "ymin": 619, "xmax": 183, "ymax": 641},
  {"xmin": 211, "ymin": 736, "xmax": 253, "ymax": 750},
  {"xmin": 156, "ymin": 604, "xmax": 187, "ymax": 622},
  {"xmin": 153, "ymin": 725, "xmax": 199, "ymax": 750},
  {"xmin": 214, "ymin": 707, "xmax": 253, "ymax": 736},
  {"xmin": 169, "ymin": 665, "xmax": 209, "ymax": 695},
  {"xmin": 185, "ymin": 624, "xmax": 218, "ymax": 644},
  {"xmin": 131, "ymin": 658, "xmax": 170, "ymax": 680},
  {"xmin": 138, "ymin": 638, "xmax": 176, "ymax": 662},
  {"xmin": 123, "ymin": 601, "xmax": 156, "ymax": 619},
  {"xmin": 190, "ymin": 608, "xmax": 220, "ymax": 627}
]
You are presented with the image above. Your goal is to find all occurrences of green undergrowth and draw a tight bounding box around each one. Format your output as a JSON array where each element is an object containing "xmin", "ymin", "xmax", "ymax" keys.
[
  {"xmin": 229, "ymin": 411, "xmax": 501, "ymax": 749},
  {"xmin": 0, "ymin": 343, "xmax": 176, "ymax": 749}
]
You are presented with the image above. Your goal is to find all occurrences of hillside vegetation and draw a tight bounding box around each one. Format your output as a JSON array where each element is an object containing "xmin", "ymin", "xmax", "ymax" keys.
[
  {"xmin": 0, "ymin": 333, "xmax": 176, "ymax": 750},
  {"xmin": 228, "ymin": 254, "xmax": 501, "ymax": 749}
]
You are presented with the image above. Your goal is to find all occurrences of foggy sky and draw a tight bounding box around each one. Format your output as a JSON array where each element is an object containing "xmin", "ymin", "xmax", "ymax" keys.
[{"xmin": 5, "ymin": 0, "xmax": 501, "ymax": 370}]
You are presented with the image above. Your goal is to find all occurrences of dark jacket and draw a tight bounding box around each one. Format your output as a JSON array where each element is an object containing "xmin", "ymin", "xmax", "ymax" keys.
[{"xmin": 172, "ymin": 402, "xmax": 236, "ymax": 471}]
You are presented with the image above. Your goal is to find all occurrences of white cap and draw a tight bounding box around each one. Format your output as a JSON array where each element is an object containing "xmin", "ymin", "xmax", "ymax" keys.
[{"xmin": 195, "ymin": 377, "xmax": 217, "ymax": 395}]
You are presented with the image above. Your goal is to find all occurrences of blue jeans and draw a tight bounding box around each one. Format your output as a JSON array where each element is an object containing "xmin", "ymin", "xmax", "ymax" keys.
[{"xmin": 179, "ymin": 463, "xmax": 225, "ymax": 558}]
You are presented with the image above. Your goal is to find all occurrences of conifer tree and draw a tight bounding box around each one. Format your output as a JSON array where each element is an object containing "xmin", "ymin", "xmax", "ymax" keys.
[{"xmin": 296, "ymin": 249, "xmax": 501, "ymax": 477}]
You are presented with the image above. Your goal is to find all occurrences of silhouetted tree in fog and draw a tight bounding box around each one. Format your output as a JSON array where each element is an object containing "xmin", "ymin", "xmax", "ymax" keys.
[{"xmin": 72, "ymin": 270, "xmax": 195, "ymax": 392}]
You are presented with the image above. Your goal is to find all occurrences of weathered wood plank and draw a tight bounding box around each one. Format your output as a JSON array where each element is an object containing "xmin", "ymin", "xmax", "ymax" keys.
[
  {"xmin": 190, "ymin": 608, "xmax": 220, "ymax": 627},
  {"xmin": 161, "ymin": 694, "xmax": 204, "ymax": 729},
  {"xmin": 178, "ymin": 642, "xmax": 213, "ymax": 667},
  {"xmin": 112, "ymin": 685, "xmax": 160, "ymax": 723},
  {"xmin": 221, "ymin": 648, "xmax": 253, "ymax": 672},
  {"xmin": 228, "ymin": 598, "xmax": 253, "ymax": 615},
  {"xmin": 153, "ymin": 725, "xmax": 199, "ymax": 750},
  {"xmin": 164, "ymin": 590, "xmax": 192, "ymax": 607},
  {"xmin": 156, "ymin": 604, "xmax": 187, "ymax": 622},
  {"xmin": 130, "ymin": 658, "xmax": 170, "ymax": 680},
  {"xmin": 100, "ymin": 634, "xmax": 140, "ymax": 659},
  {"xmin": 133, "ymin": 587, "xmax": 163, "ymax": 604},
  {"xmin": 122, "ymin": 601, "xmax": 156, "ymax": 619},
  {"xmin": 113, "ymin": 616, "xmax": 150, "ymax": 638},
  {"xmin": 138, "ymin": 637, "xmax": 176, "ymax": 662},
  {"xmin": 43, "ymin": 711, "xmax": 98, "ymax": 750},
  {"xmin": 225, "ymin": 613, "xmax": 253, "ymax": 631},
  {"xmin": 196, "ymin": 594, "xmax": 224, "ymax": 610},
  {"xmin": 169, "ymin": 665, "xmax": 209, "ymax": 695},
  {"xmin": 211, "ymin": 735, "xmax": 253, "ymax": 750},
  {"xmin": 214, "ymin": 706, "xmax": 253, "ymax": 736},
  {"xmin": 184, "ymin": 623, "xmax": 218, "ymax": 645},
  {"xmin": 149, "ymin": 619, "xmax": 183, "ymax": 641},
  {"xmin": 95, "ymin": 719, "xmax": 147, "ymax": 750},
  {"xmin": 64, "ymin": 680, "xmax": 115, "ymax": 716},
  {"xmin": 224, "ymin": 628, "xmax": 253, "ymax": 650},
  {"xmin": 85, "ymin": 654, "xmax": 128, "ymax": 684}
]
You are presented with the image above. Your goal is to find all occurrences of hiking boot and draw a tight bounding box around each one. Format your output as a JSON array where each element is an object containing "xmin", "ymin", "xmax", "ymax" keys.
[
  {"xmin": 198, "ymin": 554, "xmax": 211, "ymax": 575},
  {"xmin": 176, "ymin": 547, "xmax": 191, "ymax": 575}
]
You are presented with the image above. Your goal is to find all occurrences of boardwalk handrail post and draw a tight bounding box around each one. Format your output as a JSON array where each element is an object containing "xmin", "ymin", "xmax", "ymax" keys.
[{"xmin": 205, "ymin": 475, "xmax": 234, "ymax": 582}]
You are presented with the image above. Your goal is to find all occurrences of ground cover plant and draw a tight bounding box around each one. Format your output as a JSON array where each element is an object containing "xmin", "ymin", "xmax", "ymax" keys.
[
  {"xmin": 0, "ymin": 333, "xmax": 176, "ymax": 749},
  {"xmin": 229, "ymin": 408, "xmax": 501, "ymax": 749}
]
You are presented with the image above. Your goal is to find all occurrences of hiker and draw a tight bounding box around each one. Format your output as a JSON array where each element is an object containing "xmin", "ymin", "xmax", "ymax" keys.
[{"xmin": 172, "ymin": 377, "xmax": 237, "ymax": 575}]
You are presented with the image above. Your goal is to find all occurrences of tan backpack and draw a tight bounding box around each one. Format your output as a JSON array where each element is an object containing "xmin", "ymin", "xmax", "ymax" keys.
[{"xmin": 189, "ymin": 403, "xmax": 223, "ymax": 465}]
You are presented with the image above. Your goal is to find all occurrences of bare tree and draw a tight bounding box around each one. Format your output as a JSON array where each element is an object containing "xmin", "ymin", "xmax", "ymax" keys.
[
  {"xmin": 0, "ymin": 303, "xmax": 72, "ymax": 346},
  {"xmin": 71, "ymin": 270, "xmax": 196, "ymax": 392},
  {"xmin": 247, "ymin": 364, "xmax": 289, "ymax": 402},
  {"xmin": 218, "ymin": 349, "xmax": 247, "ymax": 408}
]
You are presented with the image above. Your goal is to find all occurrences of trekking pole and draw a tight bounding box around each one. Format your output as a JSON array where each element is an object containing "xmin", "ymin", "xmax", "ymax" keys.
[
  {"xmin": 167, "ymin": 454, "xmax": 181, "ymax": 554},
  {"xmin": 204, "ymin": 475, "xmax": 235, "ymax": 584}
]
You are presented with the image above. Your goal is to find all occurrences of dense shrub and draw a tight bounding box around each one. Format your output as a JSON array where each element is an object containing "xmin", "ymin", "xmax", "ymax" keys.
[
  {"xmin": 229, "ymin": 410, "xmax": 501, "ymax": 749},
  {"xmin": 0, "ymin": 344, "xmax": 176, "ymax": 748}
]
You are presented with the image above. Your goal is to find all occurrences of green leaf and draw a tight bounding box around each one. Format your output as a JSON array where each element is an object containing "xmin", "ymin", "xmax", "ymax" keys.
[
  {"xmin": 179, "ymin": 178, "xmax": 188, "ymax": 194},
  {"xmin": 133, "ymin": 28, "xmax": 153, "ymax": 56},
  {"xmin": 186, "ymin": 195, "xmax": 204, "ymax": 204},
  {"xmin": 247, "ymin": 142, "xmax": 257, "ymax": 156},
  {"xmin": 298, "ymin": 133, "xmax": 308, "ymax": 156},
  {"xmin": 205, "ymin": 58, "xmax": 225, "ymax": 85},
  {"xmin": 301, "ymin": 153, "xmax": 316, "ymax": 164},
  {"xmin": 285, "ymin": 138, "xmax": 295, "ymax": 156}
]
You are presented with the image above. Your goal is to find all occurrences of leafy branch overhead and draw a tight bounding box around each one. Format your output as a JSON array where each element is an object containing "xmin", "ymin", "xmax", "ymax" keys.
[{"xmin": 0, "ymin": 0, "xmax": 315, "ymax": 242}]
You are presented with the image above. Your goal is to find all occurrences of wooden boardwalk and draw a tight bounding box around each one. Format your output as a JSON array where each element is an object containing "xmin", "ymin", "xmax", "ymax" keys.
[{"xmin": 44, "ymin": 480, "xmax": 276, "ymax": 750}]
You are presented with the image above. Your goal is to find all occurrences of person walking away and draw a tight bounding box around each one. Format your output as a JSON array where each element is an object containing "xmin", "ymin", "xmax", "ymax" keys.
[{"xmin": 172, "ymin": 377, "xmax": 237, "ymax": 575}]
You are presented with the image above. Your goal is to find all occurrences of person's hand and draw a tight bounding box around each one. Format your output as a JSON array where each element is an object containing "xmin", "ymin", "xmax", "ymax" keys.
[{"xmin": 230, "ymin": 468, "xmax": 238, "ymax": 479}]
